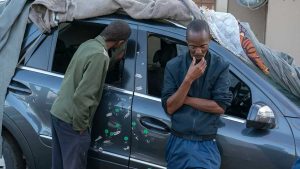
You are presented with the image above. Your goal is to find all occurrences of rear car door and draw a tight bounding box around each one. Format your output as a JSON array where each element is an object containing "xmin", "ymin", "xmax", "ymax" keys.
[
  {"xmin": 48, "ymin": 19, "xmax": 138, "ymax": 168},
  {"xmin": 88, "ymin": 20, "xmax": 137, "ymax": 169}
]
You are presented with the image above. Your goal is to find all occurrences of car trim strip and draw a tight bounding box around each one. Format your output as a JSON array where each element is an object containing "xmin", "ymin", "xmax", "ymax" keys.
[
  {"xmin": 98, "ymin": 151, "xmax": 166, "ymax": 168},
  {"xmin": 221, "ymin": 115, "xmax": 246, "ymax": 123},
  {"xmin": 130, "ymin": 158, "xmax": 166, "ymax": 169},
  {"xmin": 104, "ymin": 85, "xmax": 133, "ymax": 95},
  {"xmin": 18, "ymin": 66, "xmax": 134, "ymax": 95},
  {"xmin": 134, "ymin": 92, "xmax": 161, "ymax": 102},
  {"xmin": 18, "ymin": 66, "xmax": 64, "ymax": 78},
  {"xmin": 102, "ymin": 151, "xmax": 129, "ymax": 160},
  {"xmin": 39, "ymin": 134, "xmax": 52, "ymax": 140},
  {"xmin": 164, "ymin": 19, "xmax": 186, "ymax": 29},
  {"xmin": 90, "ymin": 150, "xmax": 167, "ymax": 168}
]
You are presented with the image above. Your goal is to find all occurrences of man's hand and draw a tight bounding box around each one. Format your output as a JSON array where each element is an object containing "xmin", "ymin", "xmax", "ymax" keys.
[
  {"xmin": 115, "ymin": 50, "xmax": 125, "ymax": 61},
  {"xmin": 185, "ymin": 57, "xmax": 207, "ymax": 83},
  {"xmin": 111, "ymin": 41, "xmax": 127, "ymax": 62}
]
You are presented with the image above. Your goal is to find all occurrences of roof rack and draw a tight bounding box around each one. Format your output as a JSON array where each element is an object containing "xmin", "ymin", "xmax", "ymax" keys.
[{"xmin": 162, "ymin": 19, "xmax": 187, "ymax": 29}]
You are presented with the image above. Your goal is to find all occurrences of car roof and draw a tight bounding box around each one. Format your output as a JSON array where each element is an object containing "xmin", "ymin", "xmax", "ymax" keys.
[{"xmin": 83, "ymin": 13, "xmax": 187, "ymax": 36}]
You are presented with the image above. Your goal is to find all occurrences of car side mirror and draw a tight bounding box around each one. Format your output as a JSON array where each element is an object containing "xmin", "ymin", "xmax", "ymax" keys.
[{"xmin": 246, "ymin": 103, "xmax": 276, "ymax": 129}]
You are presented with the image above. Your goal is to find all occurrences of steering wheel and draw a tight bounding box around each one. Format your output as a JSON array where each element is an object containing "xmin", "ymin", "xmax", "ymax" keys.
[
  {"xmin": 230, "ymin": 82, "xmax": 252, "ymax": 117},
  {"xmin": 231, "ymin": 82, "xmax": 242, "ymax": 106}
]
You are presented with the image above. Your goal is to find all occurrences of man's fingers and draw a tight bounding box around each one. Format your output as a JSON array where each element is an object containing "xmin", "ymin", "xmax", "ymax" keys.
[
  {"xmin": 201, "ymin": 62, "xmax": 207, "ymax": 70},
  {"xmin": 198, "ymin": 60, "xmax": 207, "ymax": 74},
  {"xmin": 200, "ymin": 58, "xmax": 205, "ymax": 64},
  {"xmin": 192, "ymin": 57, "xmax": 196, "ymax": 65},
  {"xmin": 203, "ymin": 64, "xmax": 207, "ymax": 71},
  {"xmin": 197, "ymin": 58, "xmax": 206, "ymax": 68}
]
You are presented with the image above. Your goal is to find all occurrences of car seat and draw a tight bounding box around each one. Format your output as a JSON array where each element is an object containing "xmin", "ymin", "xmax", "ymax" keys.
[{"xmin": 148, "ymin": 40, "xmax": 177, "ymax": 97}]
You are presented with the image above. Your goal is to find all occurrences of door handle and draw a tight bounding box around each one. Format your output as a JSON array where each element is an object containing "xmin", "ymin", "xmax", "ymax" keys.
[
  {"xmin": 140, "ymin": 116, "xmax": 170, "ymax": 134},
  {"xmin": 8, "ymin": 80, "xmax": 32, "ymax": 95}
]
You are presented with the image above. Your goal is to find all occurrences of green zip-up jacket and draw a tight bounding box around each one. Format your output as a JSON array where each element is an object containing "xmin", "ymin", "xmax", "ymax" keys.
[{"xmin": 51, "ymin": 35, "xmax": 109, "ymax": 131}]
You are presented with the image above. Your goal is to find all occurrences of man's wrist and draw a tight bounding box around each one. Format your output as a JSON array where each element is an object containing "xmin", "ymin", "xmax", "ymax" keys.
[
  {"xmin": 183, "ymin": 76, "xmax": 193, "ymax": 85},
  {"xmin": 184, "ymin": 96, "xmax": 190, "ymax": 105}
]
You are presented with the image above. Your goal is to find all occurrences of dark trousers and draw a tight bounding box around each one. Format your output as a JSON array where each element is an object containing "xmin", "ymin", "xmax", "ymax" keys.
[
  {"xmin": 166, "ymin": 134, "xmax": 221, "ymax": 169},
  {"xmin": 51, "ymin": 115, "xmax": 91, "ymax": 169}
]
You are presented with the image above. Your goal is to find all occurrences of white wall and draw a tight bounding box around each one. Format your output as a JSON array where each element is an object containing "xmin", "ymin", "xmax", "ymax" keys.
[
  {"xmin": 216, "ymin": 0, "xmax": 228, "ymax": 12},
  {"xmin": 266, "ymin": 0, "xmax": 300, "ymax": 65},
  {"xmin": 227, "ymin": 0, "xmax": 267, "ymax": 43}
]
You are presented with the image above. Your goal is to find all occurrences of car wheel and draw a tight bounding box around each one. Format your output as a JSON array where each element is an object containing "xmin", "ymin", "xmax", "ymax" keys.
[{"xmin": 2, "ymin": 132, "xmax": 26, "ymax": 169}]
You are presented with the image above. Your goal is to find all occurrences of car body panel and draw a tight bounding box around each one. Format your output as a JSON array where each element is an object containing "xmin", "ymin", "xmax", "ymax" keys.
[{"xmin": 286, "ymin": 118, "xmax": 300, "ymax": 156}]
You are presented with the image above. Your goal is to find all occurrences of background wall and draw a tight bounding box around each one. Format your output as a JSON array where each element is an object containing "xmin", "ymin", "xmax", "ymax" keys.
[
  {"xmin": 227, "ymin": 0, "xmax": 267, "ymax": 43},
  {"xmin": 265, "ymin": 0, "xmax": 300, "ymax": 65}
]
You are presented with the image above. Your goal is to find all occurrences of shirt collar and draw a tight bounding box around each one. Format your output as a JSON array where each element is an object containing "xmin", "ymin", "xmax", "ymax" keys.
[{"xmin": 95, "ymin": 35, "xmax": 108, "ymax": 51}]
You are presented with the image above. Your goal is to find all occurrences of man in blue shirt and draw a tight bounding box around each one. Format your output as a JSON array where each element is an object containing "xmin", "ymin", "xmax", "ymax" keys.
[{"xmin": 162, "ymin": 19, "xmax": 232, "ymax": 169}]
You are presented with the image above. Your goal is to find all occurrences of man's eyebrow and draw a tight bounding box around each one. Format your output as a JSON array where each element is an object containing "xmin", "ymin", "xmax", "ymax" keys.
[{"xmin": 188, "ymin": 43, "xmax": 209, "ymax": 47}]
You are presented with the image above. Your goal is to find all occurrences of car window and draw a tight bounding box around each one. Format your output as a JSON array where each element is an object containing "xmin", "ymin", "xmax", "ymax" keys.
[
  {"xmin": 23, "ymin": 35, "xmax": 52, "ymax": 71},
  {"xmin": 51, "ymin": 22, "xmax": 104, "ymax": 73},
  {"xmin": 147, "ymin": 34, "xmax": 188, "ymax": 97},
  {"xmin": 21, "ymin": 23, "xmax": 42, "ymax": 54},
  {"xmin": 18, "ymin": 23, "xmax": 44, "ymax": 67},
  {"xmin": 51, "ymin": 21, "xmax": 128, "ymax": 88},
  {"xmin": 146, "ymin": 34, "xmax": 252, "ymax": 118},
  {"xmin": 226, "ymin": 71, "xmax": 252, "ymax": 119},
  {"xmin": 250, "ymin": 65, "xmax": 300, "ymax": 108}
]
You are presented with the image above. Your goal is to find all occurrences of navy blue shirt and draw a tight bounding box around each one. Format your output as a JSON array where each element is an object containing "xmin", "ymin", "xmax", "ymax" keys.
[{"xmin": 161, "ymin": 51, "xmax": 232, "ymax": 140}]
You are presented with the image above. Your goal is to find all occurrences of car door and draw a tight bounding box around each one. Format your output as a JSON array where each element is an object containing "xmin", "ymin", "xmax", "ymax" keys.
[
  {"xmin": 209, "ymin": 43, "xmax": 296, "ymax": 169},
  {"xmin": 130, "ymin": 24, "xmax": 186, "ymax": 169},
  {"xmin": 88, "ymin": 21, "xmax": 137, "ymax": 169},
  {"xmin": 47, "ymin": 19, "xmax": 138, "ymax": 169}
]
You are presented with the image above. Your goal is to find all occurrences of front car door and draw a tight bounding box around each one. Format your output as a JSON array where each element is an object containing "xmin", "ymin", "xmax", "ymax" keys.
[
  {"xmin": 130, "ymin": 20, "xmax": 295, "ymax": 169},
  {"xmin": 209, "ymin": 42, "xmax": 296, "ymax": 169},
  {"xmin": 130, "ymin": 23, "xmax": 187, "ymax": 169}
]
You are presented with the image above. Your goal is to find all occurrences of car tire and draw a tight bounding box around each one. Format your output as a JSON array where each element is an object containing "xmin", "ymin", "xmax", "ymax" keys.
[{"xmin": 2, "ymin": 132, "xmax": 26, "ymax": 169}]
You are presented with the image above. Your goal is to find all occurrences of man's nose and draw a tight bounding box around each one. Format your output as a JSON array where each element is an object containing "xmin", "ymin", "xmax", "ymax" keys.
[{"xmin": 195, "ymin": 47, "xmax": 202, "ymax": 54}]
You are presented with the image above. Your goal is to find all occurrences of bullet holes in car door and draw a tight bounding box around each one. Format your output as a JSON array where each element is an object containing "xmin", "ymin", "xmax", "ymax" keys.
[
  {"xmin": 130, "ymin": 28, "xmax": 186, "ymax": 168},
  {"xmin": 88, "ymin": 24, "xmax": 137, "ymax": 169}
]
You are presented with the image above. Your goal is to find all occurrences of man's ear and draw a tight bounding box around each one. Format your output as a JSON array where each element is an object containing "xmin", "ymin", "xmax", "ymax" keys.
[{"xmin": 117, "ymin": 40, "xmax": 125, "ymax": 46}]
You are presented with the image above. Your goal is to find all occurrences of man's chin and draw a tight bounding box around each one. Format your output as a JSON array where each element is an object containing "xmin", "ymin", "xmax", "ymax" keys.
[{"xmin": 193, "ymin": 56, "xmax": 204, "ymax": 61}]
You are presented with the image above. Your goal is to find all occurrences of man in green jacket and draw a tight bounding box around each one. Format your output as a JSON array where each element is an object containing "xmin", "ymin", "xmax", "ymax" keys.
[{"xmin": 50, "ymin": 20, "xmax": 131, "ymax": 169}]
